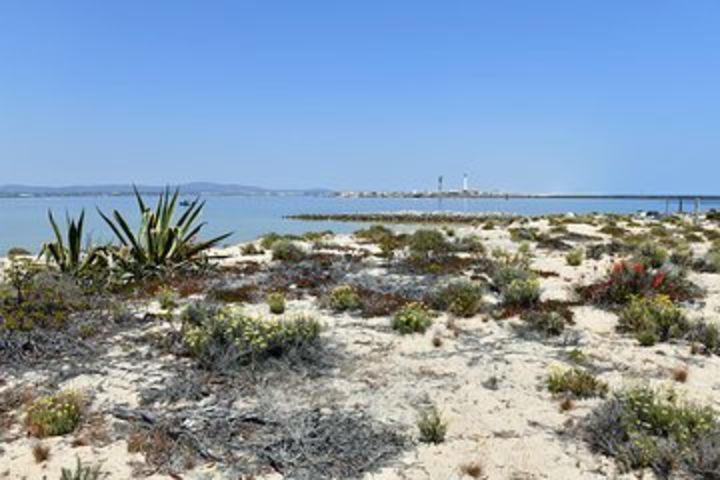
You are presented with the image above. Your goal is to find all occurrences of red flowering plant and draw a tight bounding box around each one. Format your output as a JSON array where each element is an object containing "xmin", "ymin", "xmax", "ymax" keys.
[{"xmin": 578, "ymin": 260, "xmax": 699, "ymax": 305}]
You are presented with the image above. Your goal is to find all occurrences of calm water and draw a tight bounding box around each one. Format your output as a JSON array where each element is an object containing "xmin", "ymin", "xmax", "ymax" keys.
[{"xmin": 0, "ymin": 195, "xmax": 716, "ymax": 253}]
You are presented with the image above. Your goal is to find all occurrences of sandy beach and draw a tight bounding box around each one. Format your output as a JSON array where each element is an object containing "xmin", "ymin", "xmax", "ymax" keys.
[{"xmin": 2, "ymin": 213, "xmax": 720, "ymax": 479}]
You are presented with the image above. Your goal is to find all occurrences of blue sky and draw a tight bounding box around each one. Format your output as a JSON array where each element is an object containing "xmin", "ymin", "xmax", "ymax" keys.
[{"xmin": 1, "ymin": 1, "xmax": 720, "ymax": 193}]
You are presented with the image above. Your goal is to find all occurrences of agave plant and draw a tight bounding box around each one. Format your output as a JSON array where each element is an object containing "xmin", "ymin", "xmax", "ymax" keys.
[
  {"xmin": 98, "ymin": 187, "xmax": 231, "ymax": 277},
  {"xmin": 40, "ymin": 210, "xmax": 101, "ymax": 274}
]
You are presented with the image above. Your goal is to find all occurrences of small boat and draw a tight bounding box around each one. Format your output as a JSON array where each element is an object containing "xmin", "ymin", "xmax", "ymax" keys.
[{"xmin": 179, "ymin": 199, "xmax": 192, "ymax": 207}]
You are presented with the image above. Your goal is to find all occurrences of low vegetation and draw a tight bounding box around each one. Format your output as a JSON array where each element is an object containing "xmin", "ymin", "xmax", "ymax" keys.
[
  {"xmin": 502, "ymin": 277, "xmax": 541, "ymax": 308},
  {"xmin": 417, "ymin": 405, "xmax": 447, "ymax": 444},
  {"xmin": 180, "ymin": 303, "xmax": 322, "ymax": 368},
  {"xmin": 426, "ymin": 279, "xmax": 484, "ymax": 317},
  {"xmin": 565, "ymin": 248, "xmax": 584, "ymax": 266},
  {"xmin": 519, "ymin": 309, "xmax": 572, "ymax": 336},
  {"xmin": 60, "ymin": 458, "xmax": 104, "ymax": 480},
  {"xmin": 25, "ymin": 390, "xmax": 85, "ymax": 437},
  {"xmin": 328, "ymin": 284, "xmax": 361, "ymax": 312},
  {"xmin": 617, "ymin": 295, "xmax": 689, "ymax": 346},
  {"xmin": 40, "ymin": 210, "xmax": 105, "ymax": 275},
  {"xmin": 271, "ymin": 239, "xmax": 306, "ymax": 262},
  {"xmin": 580, "ymin": 261, "xmax": 698, "ymax": 305},
  {"xmin": 547, "ymin": 367, "xmax": 608, "ymax": 399},
  {"xmin": 392, "ymin": 302, "xmax": 433, "ymax": 334},
  {"xmin": 6, "ymin": 208, "xmax": 720, "ymax": 478},
  {"xmin": 266, "ymin": 291, "xmax": 286, "ymax": 314},
  {"xmin": 584, "ymin": 385, "xmax": 720, "ymax": 477}
]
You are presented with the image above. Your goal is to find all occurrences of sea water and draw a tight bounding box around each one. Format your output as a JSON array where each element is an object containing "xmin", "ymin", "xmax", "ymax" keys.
[{"xmin": 0, "ymin": 195, "xmax": 715, "ymax": 253}]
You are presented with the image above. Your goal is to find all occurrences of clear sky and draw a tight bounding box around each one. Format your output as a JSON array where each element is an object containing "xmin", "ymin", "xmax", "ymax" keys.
[{"xmin": 1, "ymin": 1, "xmax": 720, "ymax": 193}]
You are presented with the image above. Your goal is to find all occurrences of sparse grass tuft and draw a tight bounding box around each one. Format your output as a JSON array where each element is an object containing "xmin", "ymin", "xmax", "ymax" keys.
[
  {"xmin": 417, "ymin": 405, "xmax": 447, "ymax": 444},
  {"xmin": 459, "ymin": 460, "xmax": 486, "ymax": 479},
  {"xmin": 266, "ymin": 292, "xmax": 286, "ymax": 315},
  {"xmin": 565, "ymin": 248, "xmax": 584, "ymax": 266},
  {"xmin": 60, "ymin": 457, "xmax": 103, "ymax": 480},
  {"xmin": 547, "ymin": 367, "xmax": 607, "ymax": 399},
  {"xmin": 32, "ymin": 443, "xmax": 50, "ymax": 463}
]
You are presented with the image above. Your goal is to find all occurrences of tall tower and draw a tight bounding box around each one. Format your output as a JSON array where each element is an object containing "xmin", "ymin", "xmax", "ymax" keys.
[
  {"xmin": 438, "ymin": 175, "xmax": 444, "ymax": 195},
  {"xmin": 463, "ymin": 173, "xmax": 468, "ymax": 192}
]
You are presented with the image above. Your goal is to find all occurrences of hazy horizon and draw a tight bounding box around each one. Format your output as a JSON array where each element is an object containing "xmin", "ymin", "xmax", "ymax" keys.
[{"xmin": 2, "ymin": 1, "xmax": 720, "ymax": 193}]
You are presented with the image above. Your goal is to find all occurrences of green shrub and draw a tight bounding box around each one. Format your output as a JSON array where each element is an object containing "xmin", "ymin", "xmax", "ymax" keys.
[
  {"xmin": 668, "ymin": 241, "xmax": 693, "ymax": 268},
  {"xmin": 547, "ymin": 367, "xmax": 608, "ymax": 399},
  {"xmin": 490, "ymin": 246, "xmax": 533, "ymax": 291},
  {"xmin": 271, "ymin": 240, "xmax": 306, "ymax": 262},
  {"xmin": 328, "ymin": 284, "xmax": 361, "ymax": 312},
  {"xmin": 584, "ymin": 385, "xmax": 720, "ymax": 475},
  {"xmin": 355, "ymin": 225, "xmax": 403, "ymax": 258},
  {"xmin": 502, "ymin": 278, "xmax": 541, "ymax": 308},
  {"xmin": 687, "ymin": 320, "xmax": 720, "ymax": 354},
  {"xmin": 266, "ymin": 292, "xmax": 286, "ymax": 315},
  {"xmin": 181, "ymin": 304, "xmax": 322, "ymax": 367},
  {"xmin": 6, "ymin": 247, "xmax": 31, "ymax": 258},
  {"xmin": 25, "ymin": 390, "xmax": 84, "ymax": 437},
  {"xmin": 520, "ymin": 310, "xmax": 570, "ymax": 336},
  {"xmin": 354, "ymin": 225, "xmax": 395, "ymax": 243},
  {"xmin": 453, "ymin": 235, "xmax": 485, "ymax": 255},
  {"xmin": 407, "ymin": 229, "xmax": 449, "ymax": 265},
  {"xmin": 156, "ymin": 286, "xmax": 179, "ymax": 311},
  {"xmin": 392, "ymin": 302, "xmax": 432, "ymax": 334},
  {"xmin": 565, "ymin": 248, "xmax": 584, "ymax": 267},
  {"xmin": 565, "ymin": 348, "xmax": 589, "ymax": 365},
  {"xmin": 0, "ymin": 265, "xmax": 87, "ymax": 332},
  {"xmin": 705, "ymin": 249, "xmax": 720, "ymax": 273},
  {"xmin": 301, "ymin": 230, "xmax": 333, "ymax": 242},
  {"xmin": 617, "ymin": 295, "xmax": 689, "ymax": 346},
  {"xmin": 428, "ymin": 279, "xmax": 484, "ymax": 317},
  {"xmin": 241, "ymin": 243, "xmax": 263, "ymax": 255},
  {"xmin": 417, "ymin": 405, "xmax": 447, "ymax": 444},
  {"xmin": 260, "ymin": 232, "xmax": 283, "ymax": 250},
  {"xmin": 634, "ymin": 241, "xmax": 669, "ymax": 268},
  {"xmin": 697, "ymin": 242, "xmax": 720, "ymax": 272},
  {"xmin": 599, "ymin": 223, "xmax": 628, "ymax": 237}
]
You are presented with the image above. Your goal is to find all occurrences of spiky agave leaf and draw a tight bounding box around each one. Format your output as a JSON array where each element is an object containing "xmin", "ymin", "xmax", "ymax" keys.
[
  {"xmin": 98, "ymin": 187, "xmax": 231, "ymax": 279},
  {"xmin": 41, "ymin": 209, "xmax": 100, "ymax": 274}
]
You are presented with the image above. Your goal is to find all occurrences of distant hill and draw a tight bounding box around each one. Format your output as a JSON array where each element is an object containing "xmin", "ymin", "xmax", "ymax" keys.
[{"xmin": 0, "ymin": 183, "xmax": 335, "ymax": 197}]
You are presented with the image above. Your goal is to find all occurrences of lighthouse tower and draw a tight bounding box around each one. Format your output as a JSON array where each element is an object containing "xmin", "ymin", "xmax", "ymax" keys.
[{"xmin": 462, "ymin": 173, "xmax": 468, "ymax": 193}]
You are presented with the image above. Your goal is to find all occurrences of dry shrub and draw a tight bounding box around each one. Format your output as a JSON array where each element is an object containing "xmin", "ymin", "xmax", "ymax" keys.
[
  {"xmin": 208, "ymin": 284, "xmax": 257, "ymax": 303},
  {"xmin": 32, "ymin": 443, "xmax": 50, "ymax": 463},
  {"xmin": 459, "ymin": 460, "xmax": 486, "ymax": 478},
  {"xmin": 671, "ymin": 366, "xmax": 689, "ymax": 383},
  {"xmin": 357, "ymin": 288, "xmax": 411, "ymax": 318}
]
